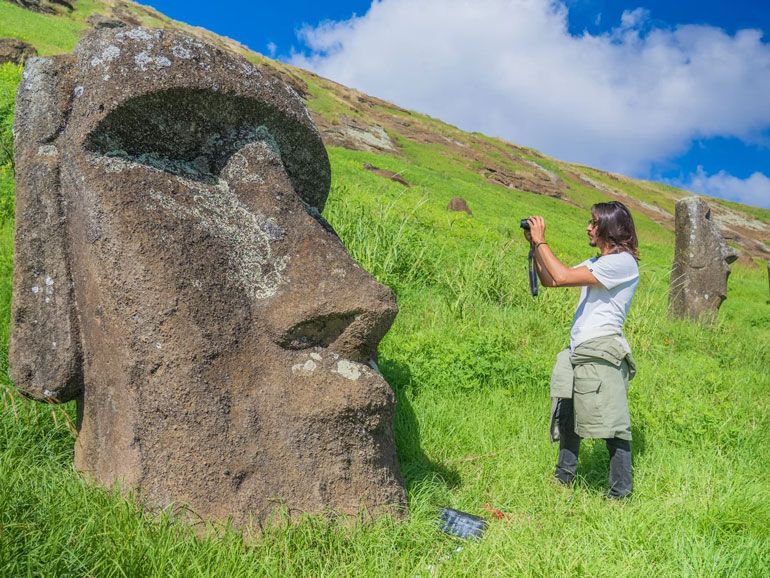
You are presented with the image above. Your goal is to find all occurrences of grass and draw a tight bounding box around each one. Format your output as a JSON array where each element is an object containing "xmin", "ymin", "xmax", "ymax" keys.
[
  {"xmin": 2, "ymin": 7, "xmax": 770, "ymax": 576},
  {"xmin": 0, "ymin": 1, "xmax": 95, "ymax": 56},
  {"xmin": 298, "ymin": 71, "xmax": 362, "ymax": 122}
]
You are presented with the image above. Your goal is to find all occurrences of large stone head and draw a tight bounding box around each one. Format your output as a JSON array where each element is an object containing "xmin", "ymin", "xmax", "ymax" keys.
[
  {"xmin": 10, "ymin": 28, "xmax": 406, "ymax": 525},
  {"xmin": 669, "ymin": 196, "xmax": 739, "ymax": 322}
]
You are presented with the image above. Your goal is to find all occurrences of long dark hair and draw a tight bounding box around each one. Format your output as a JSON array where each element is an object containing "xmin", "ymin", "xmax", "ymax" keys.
[{"xmin": 592, "ymin": 201, "xmax": 639, "ymax": 260}]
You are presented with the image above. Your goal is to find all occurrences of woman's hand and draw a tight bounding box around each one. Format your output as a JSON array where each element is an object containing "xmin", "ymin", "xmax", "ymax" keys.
[{"xmin": 527, "ymin": 216, "xmax": 546, "ymax": 244}]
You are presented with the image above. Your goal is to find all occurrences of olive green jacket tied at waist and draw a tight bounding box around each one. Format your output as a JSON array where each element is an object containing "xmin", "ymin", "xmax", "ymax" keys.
[{"xmin": 549, "ymin": 334, "xmax": 637, "ymax": 443}]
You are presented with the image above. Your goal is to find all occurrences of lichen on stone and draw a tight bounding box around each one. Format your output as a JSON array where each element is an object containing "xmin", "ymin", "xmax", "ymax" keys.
[
  {"xmin": 148, "ymin": 177, "xmax": 289, "ymax": 300},
  {"xmin": 336, "ymin": 360, "xmax": 362, "ymax": 381},
  {"xmin": 90, "ymin": 44, "xmax": 121, "ymax": 68},
  {"xmin": 172, "ymin": 45, "xmax": 192, "ymax": 59}
]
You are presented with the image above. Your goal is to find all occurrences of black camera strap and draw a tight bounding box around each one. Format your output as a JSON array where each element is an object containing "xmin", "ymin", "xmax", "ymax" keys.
[{"xmin": 528, "ymin": 248, "xmax": 539, "ymax": 297}]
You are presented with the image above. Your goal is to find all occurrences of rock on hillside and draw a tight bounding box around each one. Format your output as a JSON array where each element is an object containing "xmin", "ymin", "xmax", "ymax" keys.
[
  {"xmin": 0, "ymin": 38, "xmax": 37, "ymax": 64},
  {"xmin": 4, "ymin": 0, "xmax": 74, "ymax": 14}
]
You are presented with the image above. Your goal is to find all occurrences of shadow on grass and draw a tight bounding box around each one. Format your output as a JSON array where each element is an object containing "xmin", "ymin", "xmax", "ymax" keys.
[{"xmin": 379, "ymin": 355, "xmax": 461, "ymax": 493}]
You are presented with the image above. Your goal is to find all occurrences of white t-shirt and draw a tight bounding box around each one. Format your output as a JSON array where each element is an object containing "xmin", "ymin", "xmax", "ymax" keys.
[{"xmin": 569, "ymin": 252, "xmax": 639, "ymax": 351}]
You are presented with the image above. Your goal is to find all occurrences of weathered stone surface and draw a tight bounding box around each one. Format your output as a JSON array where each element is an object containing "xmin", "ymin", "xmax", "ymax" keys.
[
  {"xmin": 669, "ymin": 196, "xmax": 738, "ymax": 321},
  {"xmin": 447, "ymin": 197, "xmax": 472, "ymax": 215},
  {"xmin": 11, "ymin": 28, "xmax": 406, "ymax": 527},
  {"xmin": 0, "ymin": 38, "xmax": 38, "ymax": 65}
]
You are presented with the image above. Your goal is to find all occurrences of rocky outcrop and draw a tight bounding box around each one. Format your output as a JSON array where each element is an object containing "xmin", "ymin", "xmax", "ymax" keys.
[
  {"xmin": 11, "ymin": 28, "xmax": 406, "ymax": 528},
  {"xmin": 4, "ymin": 0, "xmax": 73, "ymax": 14},
  {"xmin": 0, "ymin": 38, "xmax": 38, "ymax": 65},
  {"xmin": 483, "ymin": 161, "xmax": 567, "ymax": 199},
  {"xmin": 86, "ymin": 13, "xmax": 128, "ymax": 29},
  {"xmin": 319, "ymin": 117, "xmax": 399, "ymax": 154},
  {"xmin": 669, "ymin": 196, "xmax": 738, "ymax": 321}
]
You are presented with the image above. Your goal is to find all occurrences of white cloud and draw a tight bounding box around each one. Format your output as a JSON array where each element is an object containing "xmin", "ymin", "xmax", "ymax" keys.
[
  {"xmin": 620, "ymin": 7, "xmax": 649, "ymax": 29},
  {"xmin": 266, "ymin": 42, "xmax": 277, "ymax": 58},
  {"xmin": 289, "ymin": 0, "xmax": 770, "ymax": 179},
  {"xmin": 679, "ymin": 167, "xmax": 770, "ymax": 209}
]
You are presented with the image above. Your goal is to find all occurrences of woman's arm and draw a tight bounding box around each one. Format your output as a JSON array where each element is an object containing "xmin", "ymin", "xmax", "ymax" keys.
[
  {"xmin": 526, "ymin": 217, "xmax": 602, "ymax": 288},
  {"xmin": 523, "ymin": 227, "xmax": 555, "ymax": 285},
  {"xmin": 531, "ymin": 243, "xmax": 556, "ymax": 286}
]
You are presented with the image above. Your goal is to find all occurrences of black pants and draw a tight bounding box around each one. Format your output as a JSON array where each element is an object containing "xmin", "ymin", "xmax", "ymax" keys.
[{"xmin": 554, "ymin": 398, "xmax": 632, "ymax": 498}]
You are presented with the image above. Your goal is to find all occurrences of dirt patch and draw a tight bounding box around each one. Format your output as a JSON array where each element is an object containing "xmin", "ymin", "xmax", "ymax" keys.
[
  {"xmin": 483, "ymin": 158, "xmax": 569, "ymax": 200},
  {"xmin": 363, "ymin": 163, "xmax": 413, "ymax": 186}
]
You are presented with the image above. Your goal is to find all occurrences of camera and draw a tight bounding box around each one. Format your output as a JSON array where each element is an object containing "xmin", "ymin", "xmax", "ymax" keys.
[{"xmin": 520, "ymin": 218, "xmax": 530, "ymax": 230}]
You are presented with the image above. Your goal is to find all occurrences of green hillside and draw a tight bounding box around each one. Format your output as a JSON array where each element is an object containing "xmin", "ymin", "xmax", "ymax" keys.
[{"xmin": 1, "ymin": 1, "xmax": 769, "ymax": 576}]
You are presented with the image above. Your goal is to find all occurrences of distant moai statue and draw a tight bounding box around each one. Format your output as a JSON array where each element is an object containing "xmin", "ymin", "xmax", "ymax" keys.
[
  {"xmin": 669, "ymin": 196, "xmax": 738, "ymax": 321},
  {"xmin": 447, "ymin": 197, "xmax": 472, "ymax": 215},
  {"xmin": 11, "ymin": 28, "xmax": 406, "ymax": 527}
]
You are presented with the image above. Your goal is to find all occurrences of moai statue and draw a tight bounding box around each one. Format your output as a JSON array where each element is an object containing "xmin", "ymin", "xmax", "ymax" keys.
[
  {"xmin": 446, "ymin": 197, "xmax": 472, "ymax": 215},
  {"xmin": 11, "ymin": 28, "xmax": 407, "ymax": 527},
  {"xmin": 669, "ymin": 196, "xmax": 738, "ymax": 321}
]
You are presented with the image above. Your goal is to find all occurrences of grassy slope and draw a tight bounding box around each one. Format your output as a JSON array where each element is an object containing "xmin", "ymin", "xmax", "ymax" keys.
[{"xmin": 1, "ymin": 4, "xmax": 770, "ymax": 576}]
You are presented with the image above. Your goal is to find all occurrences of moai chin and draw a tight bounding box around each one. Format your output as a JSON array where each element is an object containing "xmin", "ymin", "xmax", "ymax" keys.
[
  {"xmin": 669, "ymin": 196, "xmax": 738, "ymax": 322},
  {"xmin": 10, "ymin": 28, "xmax": 406, "ymax": 526}
]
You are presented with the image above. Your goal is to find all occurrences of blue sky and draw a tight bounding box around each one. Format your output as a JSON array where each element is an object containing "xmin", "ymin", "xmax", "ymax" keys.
[{"xmin": 145, "ymin": 1, "xmax": 770, "ymax": 209}]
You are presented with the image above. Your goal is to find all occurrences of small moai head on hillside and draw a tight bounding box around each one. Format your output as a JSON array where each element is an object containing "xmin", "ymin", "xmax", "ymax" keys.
[
  {"xmin": 447, "ymin": 197, "xmax": 472, "ymax": 215},
  {"xmin": 668, "ymin": 196, "xmax": 738, "ymax": 322},
  {"xmin": 10, "ymin": 28, "xmax": 406, "ymax": 527}
]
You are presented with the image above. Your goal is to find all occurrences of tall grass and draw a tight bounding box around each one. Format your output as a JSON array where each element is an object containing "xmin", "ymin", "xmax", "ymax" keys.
[{"xmin": 323, "ymin": 184, "xmax": 433, "ymax": 291}]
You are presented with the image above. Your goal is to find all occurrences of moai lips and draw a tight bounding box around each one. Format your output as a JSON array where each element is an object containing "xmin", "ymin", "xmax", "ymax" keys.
[{"xmin": 10, "ymin": 28, "xmax": 406, "ymax": 527}]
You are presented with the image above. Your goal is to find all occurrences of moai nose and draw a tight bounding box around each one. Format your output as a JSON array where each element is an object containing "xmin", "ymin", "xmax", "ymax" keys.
[{"xmin": 221, "ymin": 141, "xmax": 398, "ymax": 363}]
